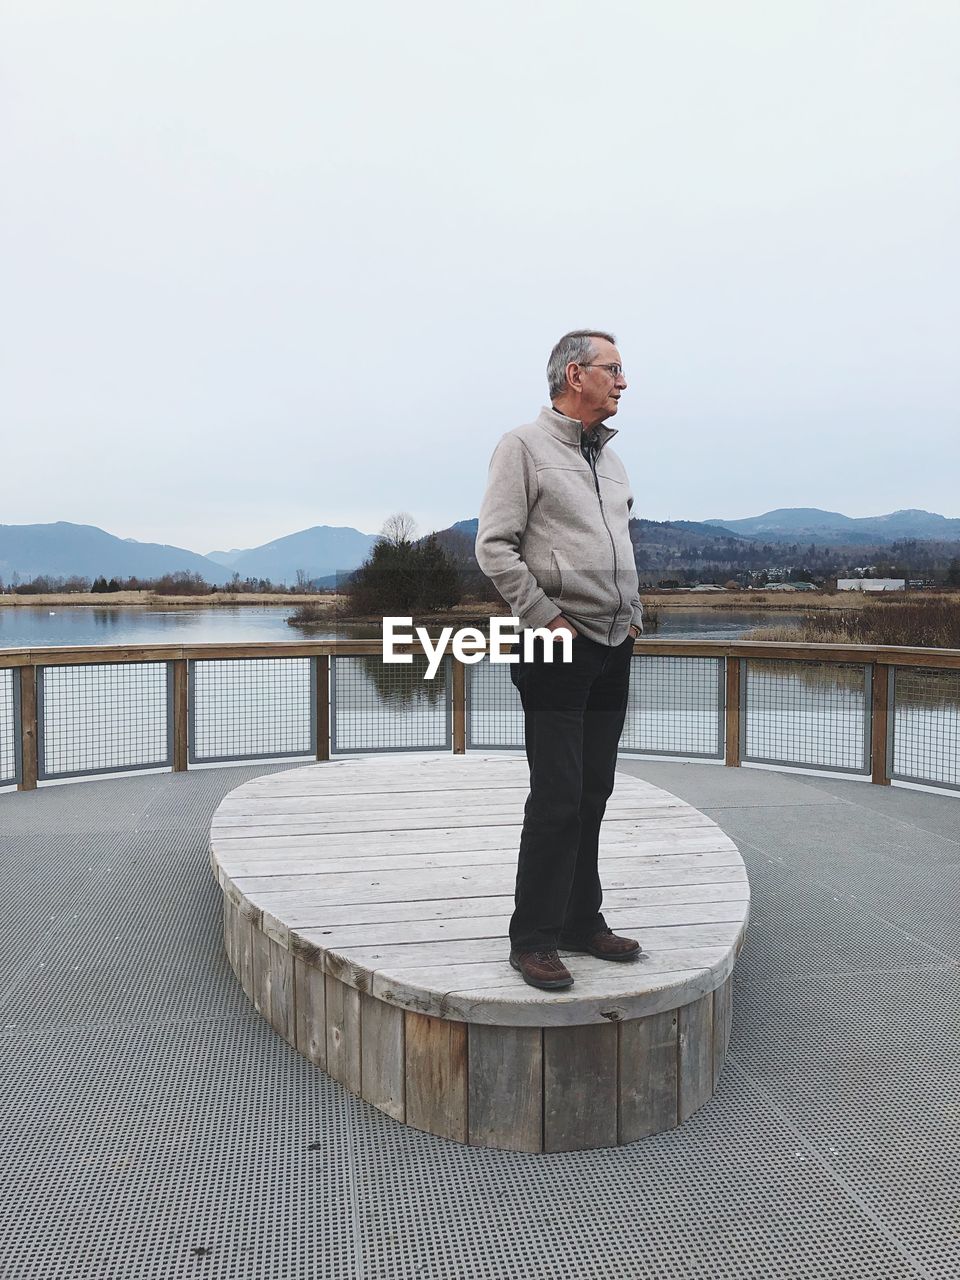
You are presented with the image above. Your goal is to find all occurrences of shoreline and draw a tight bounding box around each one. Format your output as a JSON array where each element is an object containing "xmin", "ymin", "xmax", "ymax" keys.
[
  {"xmin": 1, "ymin": 589, "xmax": 954, "ymax": 615},
  {"xmin": 0, "ymin": 591, "xmax": 346, "ymax": 609}
]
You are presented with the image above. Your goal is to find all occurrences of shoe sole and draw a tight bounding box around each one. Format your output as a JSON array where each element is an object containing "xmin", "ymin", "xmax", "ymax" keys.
[{"xmin": 509, "ymin": 955, "xmax": 574, "ymax": 990}]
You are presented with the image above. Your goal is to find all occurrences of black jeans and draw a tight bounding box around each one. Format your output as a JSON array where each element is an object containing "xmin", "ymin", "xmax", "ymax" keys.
[{"xmin": 509, "ymin": 631, "xmax": 633, "ymax": 952}]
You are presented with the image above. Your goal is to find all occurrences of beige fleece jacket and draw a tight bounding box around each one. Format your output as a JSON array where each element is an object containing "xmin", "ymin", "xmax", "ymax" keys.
[{"xmin": 475, "ymin": 406, "xmax": 644, "ymax": 646}]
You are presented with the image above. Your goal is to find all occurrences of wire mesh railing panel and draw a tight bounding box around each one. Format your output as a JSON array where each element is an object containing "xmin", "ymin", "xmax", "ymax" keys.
[
  {"xmin": 743, "ymin": 660, "xmax": 870, "ymax": 774},
  {"xmin": 38, "ymin": 663, "xmax": 171, "ymax": 779},
  {"xmin": 467, "ymin": 659, "xmax": 524, "ymax": 749},
  {"xmin": 331, "ymin": 655, "xmax": 451, "ymax": 753},
  {"xmin": 190, "ymin": 658, "xmax": 316, "ymax": 763},
  {"xmin": 0, "ymin": 669, "xmax": 17, "ymax": 785},
  {"xmin": 890, "ymin": 666, "xmax": 960, "ymax": 791},
  {"xmin": 620, "ymin": 655, "xmax": 724, "ymax": 758}
]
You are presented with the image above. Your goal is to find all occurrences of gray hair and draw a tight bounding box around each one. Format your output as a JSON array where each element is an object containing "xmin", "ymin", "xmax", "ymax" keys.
[{"xmin": 546, "ymin": 329, "xmax": 616, "ymax": 400}]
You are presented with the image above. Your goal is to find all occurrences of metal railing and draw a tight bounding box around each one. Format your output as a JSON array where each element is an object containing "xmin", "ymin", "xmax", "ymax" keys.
[{"xmin": 1, "ymin": 639, "xmax": 958, "ymax": 794}]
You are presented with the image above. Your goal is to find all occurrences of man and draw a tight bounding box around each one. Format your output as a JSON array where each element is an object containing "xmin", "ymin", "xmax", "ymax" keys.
[{"xmin": 475, "ymin": 329, "xmax": 644, "ymax": 990}]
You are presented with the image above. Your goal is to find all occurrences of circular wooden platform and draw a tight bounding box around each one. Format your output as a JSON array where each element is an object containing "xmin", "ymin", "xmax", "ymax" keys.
[{"xmin": 210, "ymin": 754, "xmax": 749, "ymax": 1151}]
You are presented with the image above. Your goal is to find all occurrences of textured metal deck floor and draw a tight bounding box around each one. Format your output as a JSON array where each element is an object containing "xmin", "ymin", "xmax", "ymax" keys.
[{"xmin": 1, "ymin": 760, "xmax": 958, "ymax": 1280}]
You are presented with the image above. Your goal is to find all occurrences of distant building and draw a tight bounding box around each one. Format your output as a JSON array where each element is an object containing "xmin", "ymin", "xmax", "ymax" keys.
[{"xmin": 837, "ymin": 578, "xmax": 905, "ymax": 592}]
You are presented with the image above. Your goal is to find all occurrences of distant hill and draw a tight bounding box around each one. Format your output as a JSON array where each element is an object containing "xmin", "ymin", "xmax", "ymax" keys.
[
  {"xmin": 205, "ymin": 548, "xmax": 246, "ymax": 568},
  {"xmin": 0, "ymin": 522, "xmax": 230, "ymax": 584},
  {"xmin": 439, "ymin": 516, "xmax": 750, "ymax": 553},
  {"xmin": 0, "ymin": 521, "xmax": 380, "ymax": 586},
  {"xmin": 209, "ymin": 525, "xmax": 378, "ymax": 584},
  {"xmin": 703, "ymin": 508, "xmax": 960, "ymax": 545}
]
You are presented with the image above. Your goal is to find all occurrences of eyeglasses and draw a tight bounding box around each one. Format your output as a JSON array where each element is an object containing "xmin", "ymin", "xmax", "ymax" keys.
[{"xmin": 579, "ymin": 363, "xmax": 624, "ymax": 379}]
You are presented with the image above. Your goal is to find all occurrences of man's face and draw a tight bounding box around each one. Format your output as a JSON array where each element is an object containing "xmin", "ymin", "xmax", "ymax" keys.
[{"xmin": 575, "ymin": 338, "xmax": 628, "ymax": 427}]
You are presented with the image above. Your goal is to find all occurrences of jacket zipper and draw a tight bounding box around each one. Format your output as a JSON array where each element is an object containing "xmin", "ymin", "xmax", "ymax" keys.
[{"xmin": 584, "ymin": 435, "xmax": 623, "ymax": 644}]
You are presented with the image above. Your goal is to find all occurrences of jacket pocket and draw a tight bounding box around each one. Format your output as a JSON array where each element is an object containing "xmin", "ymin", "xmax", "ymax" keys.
[{"xmin": 553, "ymin": 548, "xmax": 619, "ymax": 620}]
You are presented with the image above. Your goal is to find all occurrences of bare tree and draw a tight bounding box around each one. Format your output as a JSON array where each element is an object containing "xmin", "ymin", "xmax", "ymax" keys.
[
  {"xmin": 295, "ymin": 568, "xmax": 311, "ymax": 592},
  {"xmin": 380, "ymin": 512, "xmax": 418, "ymax": 547}
]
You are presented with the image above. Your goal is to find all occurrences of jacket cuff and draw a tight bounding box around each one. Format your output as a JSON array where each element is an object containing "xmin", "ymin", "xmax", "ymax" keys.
[
  {"xmin": 520, "ymin": 594, "xmax": 563, "ymax": 631},
  {"xmin": 630, "ymin": 604, "xmax": 645, "ymax": 634}
]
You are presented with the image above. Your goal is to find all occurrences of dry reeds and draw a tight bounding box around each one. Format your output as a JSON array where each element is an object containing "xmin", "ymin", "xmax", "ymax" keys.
[{"xmin": 745, "ymin": 595, "xmax": 960, "ymax": 648}]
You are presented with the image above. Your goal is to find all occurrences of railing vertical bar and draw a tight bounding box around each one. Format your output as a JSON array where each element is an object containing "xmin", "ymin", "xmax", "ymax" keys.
[
  {"xmin": 18, "ymin": 665, "xmax": 38, "ymax": 791},
  {"xmin": 452, "ymin": 660, "xmax": 466, "ymax": 754},
  {"xmin": 12, "ymin": 667, "xmax": 23, "ymax": 787},
  {"xmin": 866, "ymin": 663, "xmax": 886, "ymax": 785},
  {"xmin": 316, "ymin": 655, "xmax": 330, "ymax": 761},
  {"xmin": 187, "ymin": 661, "xmax": 197, "ymax": 766},
  {"xmin": 172, "ymin": 659, "xmax": 188, "ymax": 772},
  {"xmin": 885, "ymin": 664, "xmax": 896, "ymax": 786},
  {"xmin": 36, "ymin": 666, "xmax": 47, "ymax": 782},
  {"xmin": 724, "ymin": 657, "xmax": 741, "ymax": 767}
]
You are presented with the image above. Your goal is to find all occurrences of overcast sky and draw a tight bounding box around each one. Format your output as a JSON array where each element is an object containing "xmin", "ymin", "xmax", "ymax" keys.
[{"xmin": 2, "ymin": 1, "xmax": 958, "ymax": 553}]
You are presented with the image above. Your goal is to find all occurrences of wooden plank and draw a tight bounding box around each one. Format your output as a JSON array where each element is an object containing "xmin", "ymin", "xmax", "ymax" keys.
[
  {"xmin": 544, "ymin": 1022, "xmax": 618, "ymax": 1151},
  {"xmin": 17, "ymin": 665, "xmax": 38, "ymax": 791},
  {"xmin": 268, "ymin": 938, "xmax": 294, "ymax": 1041},
  {"xmin": 212, "ymin": 796, "xmax": 682, "ymax": 828},
  {"xmin": 678, "ymin": 991, "xmax": 715, "ymax": 1122},
  {"xmin": 237, "ymin": 772, "xmax": 669, "ymax": 802},
  {"xmin": 316, "ymin": 655, "xmax": 330, "ymax": 762},
  {"xmin": 258, "ymin": 882, "xmax": 750, "ymax": 931},
  {"xmin": 218, "ymin": 834, "xmax": 735, "ymax": 877},
  {"xmin": 252, "ymin": 925, "xmax": 273, "ymax": 1024},
  {"xmin": 871, "ymin": 662, "xmax": 890, "ymax": 785},
  {"xmin": 222, "ymin": 897, "xmax": 238, "ymax": 974},
  {"xmin": 171, "ymin": 658, "xmax": 188, "ymax": 772},
  {"xmin": 222, "ymin": 842, "xmax": 741, "ymax": 880},
  {"xmin": 236, "ymin": 771, "xmax": 536, "ymax": 799},
  {"xmin": 324, "ymin": 922, "xmax": 743, "ymax": 977},
  {"xmin": 212, "ymin": 812, "xmax": 695, "ymax": 844},
  {"xmin": 451, "ymin": 660, "xmax": 466, "ymax": 754},
  {"xmin": 713, "ymin": 975, "xmax": 733, "ymax": 1087},
  {"xmin": 325, "ymin": 974, "xmax": 361, "ymax": 1093},
  {"xmin": 215, "ymin": 787, "xmax": 533, "ymax": 815},
  {"xmin": 294, "ymin": 957, "xmax": 326, "ymax": 1068},
  {"xmin": 404, "ymin": 1010, "xmax": 468, "ymax": 1143},
  {"xmin": 291, "ymin": 898, "xmax": 747, "ymax": 951},
  {"xmin": 725, "ymin": 657, "xmax": 741, "ymax": 768},
  {"xmin": 468, "ymin": 1024, "xmax": 542, "ymax": 1152},
  {"xmin": 215, "ymin": 825, "xmax": 730, "ymax": 863},
  {"xmin": 619, "ymin": 1008, "xmax": 679, "ymax": 1142},
  {"xmin": 238, "ymin": 914, "xmax": 255, "ymax": 1000},
  {"xmin": 232, "ymin": 863, "xmax": 748, "ymax": 902},
  {"xmin": 213, "ymin": 815, "xmax": 713, "ymax": 853},
  {"xmin": 360, "ymin": 994, "xmax": 405, "ymax": 1121}
]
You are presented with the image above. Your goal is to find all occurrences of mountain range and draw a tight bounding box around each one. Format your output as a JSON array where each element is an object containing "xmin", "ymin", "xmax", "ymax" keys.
[
  {"xmin": 704, "ymin": 508, "xmax": 960, "ymax": 545},
  {"xmin": 1, "ymin": 509, "xmax": 958, "ymax": 585},
  {"xmin": 0, "ymin": 522, "xmax": 377, "ymax": 586}
]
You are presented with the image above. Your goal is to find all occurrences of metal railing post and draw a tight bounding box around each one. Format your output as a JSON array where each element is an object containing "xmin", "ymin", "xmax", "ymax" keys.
[
  {"xmin": 17, "ymin": 665, "xmax": 38, "ymax": 791},
  {"xmin": 870, "ymin": 663, "xmax": 891, "ymax": 786},
  {"xmin": 724, "ymin": 657, "xmax": 741, "ymax": 767}
]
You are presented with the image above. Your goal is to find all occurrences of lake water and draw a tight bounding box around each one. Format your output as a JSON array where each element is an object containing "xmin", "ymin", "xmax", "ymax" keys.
[{"xmin": 0, "ymin": 605, "xmax": 805, "ymax": 649}]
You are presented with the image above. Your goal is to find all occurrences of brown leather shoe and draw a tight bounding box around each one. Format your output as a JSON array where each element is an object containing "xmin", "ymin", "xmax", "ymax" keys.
[
  {"xmin": 509, "ymin": 949, "xmax": 574, "ymax": 990},
  {"xmin": 558, "ymin": 928, "xmax": 642, "ymax": 961}
]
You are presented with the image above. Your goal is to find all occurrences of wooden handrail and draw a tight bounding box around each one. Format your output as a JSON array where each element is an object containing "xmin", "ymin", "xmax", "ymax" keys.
[{"xmin": 1, "ymin": 638, "xmax": 959, "ymax": 669}]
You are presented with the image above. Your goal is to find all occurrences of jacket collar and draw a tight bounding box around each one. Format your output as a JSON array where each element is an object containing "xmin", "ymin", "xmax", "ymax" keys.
[{"xmin": 537, "ymin": 405, "xmax": 618, "ymax": 449}]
